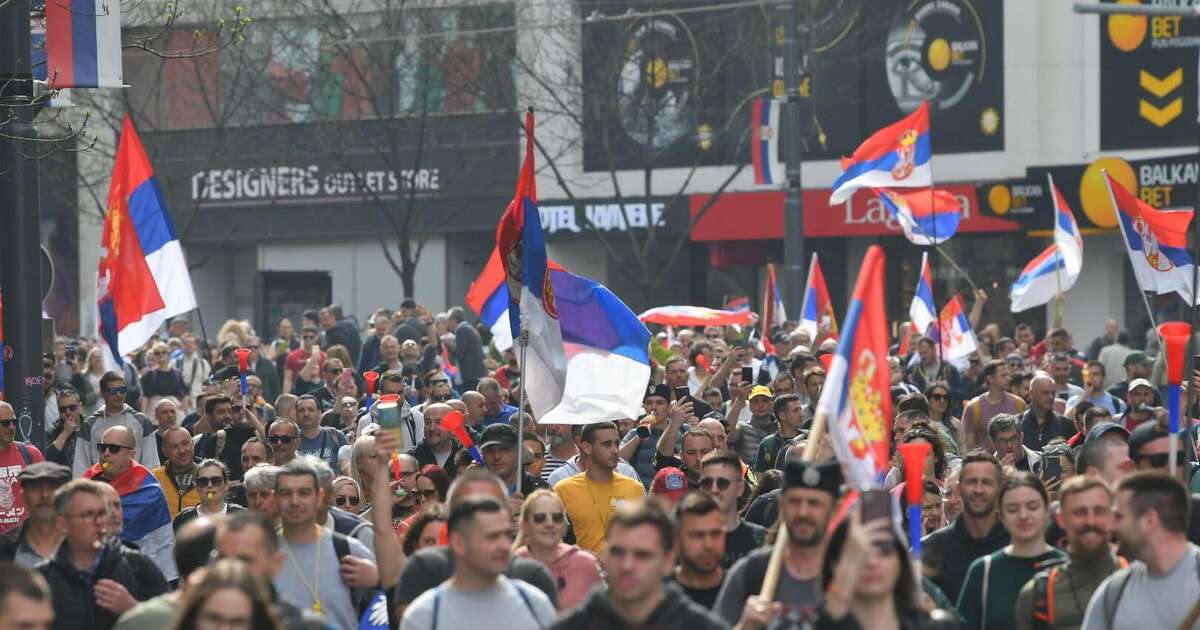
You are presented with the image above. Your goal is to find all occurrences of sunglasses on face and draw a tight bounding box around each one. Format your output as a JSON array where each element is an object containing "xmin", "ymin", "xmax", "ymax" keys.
[
  {"xmin": 325, "ymin": 367, "xmax": 343, "ymax": 375},
  {"xmin": 96, "ymin": 442, "xmax": 130, "ymax": 454},
  {"xmin": 431, "ymin": 395, "xmax": 451, "ymax": 403},
  {"xmin": 929, "ymin": 393, "xmax": 948, "ymax": 401},
  {"xmin": 267, "ymin": 435, "xmax": 294, "ymax": 444},
  {"xmin": 699, "ymin": 477, "xmax": 734, "ymax": 491},
  {"xmin": 58, "ymin": 404, "xmax": 79, "ymax": 413},
  {"xmin": 195, "ymin": 476, "xmax": 225, "ymax": 487},
  {"xmin": 1138, "ymin": 452, "xmax": 1186, "ymax": 469},
  {"xmin": 416, "ymin": 489, "xmax": 439, "ymax": 501},
  {"xmin": 335, "ymin": 495, "xmax": 361, "ymax": 507},
  {"xmin": 0, "ymin": 420, "xmax": 14, "ymax": 428},
  {"xmin": 428, "ymin": 379, "xmax": 448, "ymax": 386},
  {"xmin": 106, "ymin": 386, "xmax": 128, "ymax": 395},
  {"xmin": 531, "ymin": 511, "xmax": 565, "ymax": 524}
]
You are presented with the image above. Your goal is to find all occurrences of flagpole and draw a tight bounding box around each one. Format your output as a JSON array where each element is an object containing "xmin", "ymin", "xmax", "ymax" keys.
[
  {"xmin": 1189, "ymin": 146, "xmax": 1200, "ymax": 425},
  {"xmin": 515, "ymin": 328, "xmax": 528, "ymax": 494}
]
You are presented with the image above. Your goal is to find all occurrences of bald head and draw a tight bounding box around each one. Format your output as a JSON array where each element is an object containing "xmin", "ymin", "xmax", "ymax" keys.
[
  {"xmin": 101, "ymin": 425, "xmax": 135, "ymax": 449},
  {"xmin": 461, "ymin": 391, "xmax": 486, "ymax": 423},
  {"xmin": 1030, "ymin": 372, "xmax": 1057, "ymax": 413},
  {"xmin": 697, "ymin": 418, "xmax": 728, "ymax": 450}
]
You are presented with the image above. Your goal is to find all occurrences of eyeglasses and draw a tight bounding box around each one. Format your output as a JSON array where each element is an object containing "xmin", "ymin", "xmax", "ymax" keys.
[
  {"xmin": 58, "ymin": 404, "xmax": 79, "ymax": 413},
  {"xmin": 335, "ymin": 495, "xmax": 361, "ymax": 507},
  {"xmin": 106, "ymin": 386, "xmax": 128, "ymax": 395},
  {"xmin": 928, "ymin": 393, "xmax": 948, "ymax": 401},
  {"xmin": 96, "ymin": 442, "xmax": 130, "ymax": 454},
  {"xmin": 993, "ymin": 435, "xmax": 1023, "ymax": 449},
  {"xmin": 428, "ymin": 379, "xmax": 449, "ymax": 386},
  {"xmin": 1138, "ymin": 452, "xmax": 1186, "ymax": 469},
  {"xmin": 325, "ymin": 367, "xmax": 343, "ymax": 375},
  {"xmin": 0, "ymin": 420, "xmax": 15, "ymax": 428},
  {"xmin": 65, "ymin": 510, "xmax": 109, "ymax": 523},
  {"xmin": 416, "ymin": 489, "xmax": 439, "ymax": 501},
  {"xmin": 267, "ymin": 435, "xmax": 294, "ymax": 444},
  {"xmin": 699, "ymin": 477, "xmax": 734, "ymax": 491},
  {"xmin": 196, "ymin": 476, "xmax": 225, "ymax": 488},
  {"xmin": 431, "ymin": 395, "xmax": 451, "ymax": 403},
  {"xmin": 531, "ymin": 511, "xmax": 565, "ymax": 524}
]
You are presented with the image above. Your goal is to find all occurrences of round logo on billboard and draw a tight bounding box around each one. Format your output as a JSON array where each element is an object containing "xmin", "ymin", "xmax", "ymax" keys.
[
  {"xmin": 885, "ymin": 0, "xmax": 989, "ymax": 113},
  {"xmin": 615, "ymin": 15, "xmax": 699, "ymax": 151}
]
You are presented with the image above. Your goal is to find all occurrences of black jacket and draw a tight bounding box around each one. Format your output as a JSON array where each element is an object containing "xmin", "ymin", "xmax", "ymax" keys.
[
  {"xmin": 551, "ymin": 582, "xmax": 727, "ymax": 630},
  {"xmin": 326, "ymin": 319, "xmax": 363, "ymax": 365},
  {"xmin": 920, "ymin": 515, "xmax": 1010, "ymax": 603},
  {"xmin": 1019, "ymin": 408, "xmax": 1074, "ymax": 452},
  {"xmin": 0, "ymin": 520, "xmax": 31, "ymax": 562},
  {"xmin": 172, "ymin": 503, "xmax": 247, "ymax": 532},
  {"xmin": 407, "ymin": 439, "xmax": 462, "ymax": 478},
  {"xmin": 815, "ymin": 607, "xmax": 963, "ymax": 630},
  {"xmin": 38, "ymin": 539, "xmax": 169, "ymax": 630}
]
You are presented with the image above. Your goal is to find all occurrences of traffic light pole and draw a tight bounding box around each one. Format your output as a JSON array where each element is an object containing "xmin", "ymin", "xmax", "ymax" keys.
[
  {"xmin": 780, "ymin": 0, "xmax": 805, "ymax": 320},
  {"xmin": 0, "ymin": 1, "xmax": 46, "ymax": 447}
]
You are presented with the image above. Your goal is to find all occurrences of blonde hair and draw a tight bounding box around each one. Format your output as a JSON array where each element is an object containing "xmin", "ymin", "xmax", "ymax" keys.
[{"xmin": 512, "ymin": 489, "xmax": 565, "ymax": 549}]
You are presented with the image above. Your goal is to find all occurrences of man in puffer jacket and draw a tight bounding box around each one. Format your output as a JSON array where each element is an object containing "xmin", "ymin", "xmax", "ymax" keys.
[
  {"xmin": 551, "ymin": 498, "xmax": 725, "ymax": 630},
  {"xmin": 37, "ymin": 479, "xmax": 168, "ymax": 630}
]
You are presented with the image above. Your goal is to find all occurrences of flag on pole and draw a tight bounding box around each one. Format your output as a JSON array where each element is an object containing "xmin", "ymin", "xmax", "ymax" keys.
[
  {"xmin": 761, "ymin": 264, "xmax": 786, "ymax": 354},
  {"xmin": 815, "ymin": 245, "xmax": 892, "ymax": 487},
  {"xmin": 724, "ymin": 296, "xmax": 751, "ymax": 312},
  {"xmin": 1106, "ymin": 171, "xmax": 1196, "ymax": 303},
  {"xmin": 876, "ymin": 188, "xmax": 960, "ymax": 245},
  {"xmin": 45, "ymin": 0, "xmax": 123, "ymax": 88},
  {"xmin": 909, "ymin": 252, "xmax": 937, "ymax": 334},
  {"xmin": 496, "ymin": 110, "xmax": 568, "ymax": 419},
  {"xmin": 466, "ymin": 248, "xmax": 565, "ymax": 353},
  {"xmin": 97, "ymin": 117, "xmax": 197, "ymax": 369},
  {"xmin": 1009, "ymin": 246, "xmax": 1070, "ymax": 313},
  {"xmin": 638, "ymin": 306, "xmax": 755, "ymax": 327},
  {"xmin": 935, "ymin": 295, "xmax": 977, "ymax": 370},
  {"xmin": 830, "ymin": 101, "xmax": 931, "ymax": 205},
  {"xmin": 1050, "ymin": 174, "xmax": 1084, "ymax": 277},
  {"xmin": 751, "ymin": 98, "xmax": 785, "ymax": 186},
  {"xmin": 798, "ymin": 253, "xmax": 837, "ymax": 342}
]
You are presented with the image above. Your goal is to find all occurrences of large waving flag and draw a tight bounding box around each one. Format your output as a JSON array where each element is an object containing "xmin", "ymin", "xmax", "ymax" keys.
[
  {"xmin": 815, "ymin": 245, "xmax": 891, "ymax": 486},
  {"xmin": 1050, "ymin": 174, "xmax": 1084, "ymax": 277},
  {"xmin": 496, "ymin": 110, "xmax": 568, "ymax": 418},
  {"xmin": 798, "ymin": 253, "xmax": 837, "ymax": 342},
  {"xmin": 909, "ymin": 252, "xmax": 937, "ymax": 333},
  {"xmin": 638, "ymin": 306, "xmax": 754, "ymax": 327},
  {"xmin": 45, "ymin": 0, "xmax": 123, "ymax": 88},
  {"xmin": 751, "ymin": 98, "xmax": 784, "ymax": 186},
  {"xmin": 830, "ymin": 102, "xmax": 931, "ymax": 205},
  {"xmin": 876, "ymin": 188, "xmax": 960, "ymax": 245},
  {"xmin": 1106, "ymin": 171, "xmax": 1196, "ymax": 303},
  {"xmin": 85, "ymin": 462, "xmax": 176, "ymax": 581},
  {"xmin": 935, "ymin": 295, "xmax": 978, "ymax": 370},
  {"xmin": 97, "ymin": 117, "xmax": 197, "ymax": 368},
  {"xmin": 467, "ymin": 248, "xmax": 563, "ymax": 353},
  {"xmin": 1010, "ymin": 246, "xmax": 1069, "ymax": 313}
]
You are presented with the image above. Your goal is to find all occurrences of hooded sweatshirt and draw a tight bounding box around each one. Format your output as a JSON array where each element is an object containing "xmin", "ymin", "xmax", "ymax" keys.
[
  {"xmin": 921, "ymin": 515, "xmax": 1011, "ymax": 604},
  {"xmin": 551, "ymin": 582, "xmax": 728, "ymax": 630},
  {"xmin": 515, "ymin": 543, "xmax": 603, "ymax": 612}
]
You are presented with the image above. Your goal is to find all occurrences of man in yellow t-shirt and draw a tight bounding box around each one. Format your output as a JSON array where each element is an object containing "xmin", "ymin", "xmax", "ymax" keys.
[{"xmin": 554, "ymin": 421, "xmax": 645, "ymax": 552}]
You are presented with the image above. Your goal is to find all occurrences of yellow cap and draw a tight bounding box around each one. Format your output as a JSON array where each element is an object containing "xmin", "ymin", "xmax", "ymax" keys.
[{"xmin": 749, "ymin": 385, "xmax": 773, "ymax": 400}]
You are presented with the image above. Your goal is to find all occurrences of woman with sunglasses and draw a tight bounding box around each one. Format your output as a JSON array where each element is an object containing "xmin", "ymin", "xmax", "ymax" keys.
[
  {"xmin": 172, "ymin": 459, "xmax": 246, "ymax": 531},
  {"xmin": 924, "ymin": 381, "xmax": 962, "ymax": 453},
  {"xmin": 415, "ymin": 464, "xmax": 449, "ymax": 506},
  {"xmin": 331, "ymin": 476, "xmax": 365, "ymax": 515},
  {"xmin": 956, "ymin": 471, "xmax": 1065, "ymax": 630},
  {"xmin": 513, "ymin": 489, "xmax": 602, "ymax": 612}
]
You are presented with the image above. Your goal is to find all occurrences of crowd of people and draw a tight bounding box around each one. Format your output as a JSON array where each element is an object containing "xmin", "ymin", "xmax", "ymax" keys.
[{"xmin": 0, "ymin": 301, "xmax": 1198, "ymax": 630}]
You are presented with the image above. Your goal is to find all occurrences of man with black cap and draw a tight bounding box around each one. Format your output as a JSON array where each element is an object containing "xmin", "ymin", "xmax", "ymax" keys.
[
  {"xmin": 0, "ymin": 462, "xmax": 70, "ymax": 566},
  {"xmin": 714, "ymin": 457, "xmax": 842, "ymax": 628},
  {"xmin": 479, "ymin": 423, "xmax": 548, "ymax": 500},
  {"xmin": 620, "ymin": 384, "xmax": 676, "ymax": 486}
]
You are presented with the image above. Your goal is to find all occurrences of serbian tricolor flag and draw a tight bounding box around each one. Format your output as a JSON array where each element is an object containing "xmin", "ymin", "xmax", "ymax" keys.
[
  {"xmin": 798, "ymin": 253, "xmax": 837, "ymax": 342},
  {"xmin": 934, "ymin": 295, "xmax": 978, "ymax": 370},
  {"xmin": 815, "ymin": 245, "xmax": 891, "ymax": 486},
  {"xmin": 751, "ymin": 98, "xmax": 784, "ymax": 186},
  {"xmin": 84, "ymin": 462, "xmax": 176, "ymax": 580},
  {"xmin": 760, "ymin": 264, "xmax": 786, "ymax": 353},
  {"xmin": 45, "ymin": 0, "xmax": 123, "ymax": 88},
  {"xmin": 638, "ymin": 306, "xmax": 754, "ymax": 327},
  {"xmin": 97, "ymin": 117, "xmax": 197, "ymax": 368},
  {"xmin": 830, "ymin": 102, "xmax": 932, "ymax": 205},
  {"xmin": 724, "ymin": 295, "xmax": 751, "ymax": 312},
  {"xmin": 909, "ymin": 252, "xmax": 937, "ymax": 334},
  {"xmin": 1009, "ymin": 245, "xmax": 1068, "ymax": 313},
  {"xmin": 1051, "ymin": 173, "xmax": 1084, "ymax": 277},
  {"xmin": 876, "ymin": 188, "xmax": 960, "ymax": 245},
  {"xmin": 1106, "ymin": 171, "xmax": 1196, "ymax": 303}
]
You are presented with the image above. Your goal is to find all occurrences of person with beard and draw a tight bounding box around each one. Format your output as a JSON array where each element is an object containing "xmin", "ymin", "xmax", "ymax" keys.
[
  {"xmin": 715, "ymin": 459, "xmax": 843, "ymax": 628},
  {"xmin": 699, "ymin": 450, "xmax": 764, "ymax": 569},
  {"xmin": 0, "ymin": 462, "xmax": 70, "ymax": 567},
  {"xmin": 667, "ymin": 491, "xmax": 726, "ymax": 609},
  {"xmin": 1082, "ymin": 472, "xmax": 1200, "ymax": 630},
  {"xmin": 555, "ymin": 422, "xmax": 645, "ymax": 553},
  {"xmin": 406, "ymin": 403, "xmax": 461, "ymax": 472},
  {"xmin": 922, "ymin": 451, "xmax": 1011, "ymax": 602},
  {"xmin": 1015, "ymin": 476, "xmax": 1124, "ymax": 630}
]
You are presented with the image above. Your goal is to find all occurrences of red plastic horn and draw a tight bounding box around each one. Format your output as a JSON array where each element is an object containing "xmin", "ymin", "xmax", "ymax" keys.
[
  {"xmin": 898, "ymin": 441, "xmax": 932, "ymax": 506},
  {"xmin": 441, "ymin": 410, "xmax": 472, "ymax": 443},
  {"xmin": 363, "ymin": 370, "xmax": 379, "ymax": 394},
  {"xmin": 377, "ymin": 393, "xmax": 400, "ymax": 405},
  {"xmin": 818, "ymin": 352, "xmax": 834, "ymax": 371},
  {"xmin": 1159, "ymin": 322, "xmax": 1192, "ymax": 385},
  {"xmin": 235, "ymin": 348, "xmax": 251, "ymax": 372}
]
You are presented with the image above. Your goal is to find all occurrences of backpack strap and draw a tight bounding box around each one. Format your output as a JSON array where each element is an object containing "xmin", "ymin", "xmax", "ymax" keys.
[
  {"xmin": 981, "ymin": 554, "xmax": 993, "ymax": 630},
  {"xmin": 1104, "ymin": 567, "xmax": 1134, "ymax": 629},
  {"xmin": 510, "ymin": 580, "xmax": 545, "ymax": 630},
  {"xmin": 1031, "ymin": 568, "xmax": 1055, "ymax": 627},
  {"xmin": 14, "ymin": 443, "xmax": 31, "ymax": 466},
  {"xmin": 431, "ymin": 585, "xmax": 442, "ymax": 630},
  {"xmin": 331, "ymin": 530, "xmax": 351, "ymax": 563}
]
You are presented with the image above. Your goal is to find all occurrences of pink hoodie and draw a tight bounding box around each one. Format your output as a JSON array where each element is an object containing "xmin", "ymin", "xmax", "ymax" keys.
[{"xmin": 515, "ymin": 542, "xmax": 603, "ymax": 612}]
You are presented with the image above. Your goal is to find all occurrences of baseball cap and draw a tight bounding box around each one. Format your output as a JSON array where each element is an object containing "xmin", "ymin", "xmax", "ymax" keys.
[
  {"xmin": 1124, "ymin": 351, "xmax": 1153, "ymax": 368},
  {"xmin": 478, "ymin": 424, "xmax": 517, "ymax": 450},
  {"xmin": 645, "ymin": 384, "xmax": 671, "ymax": 402},
  {"xmin": 1127, "ymin": 378, "xmax": 1155, "ymax": 394},
  {"xmin": 17, "ymin": 462, "xmax": 71, "ymax": 486},
  {"xmin": 651, "ymin": 467, "xmax": 688, "ymax": 503},
  {"xmin": 748, "ymin": 385, "xmax": 773, "ymax": 401},
  {"xmin": 1128, "ymin": 419, "xmax": 1169, "ymax": 459},
  {"xmin": 1085, "ymin": 422, "xmax": 1130, "ymax": 444}
]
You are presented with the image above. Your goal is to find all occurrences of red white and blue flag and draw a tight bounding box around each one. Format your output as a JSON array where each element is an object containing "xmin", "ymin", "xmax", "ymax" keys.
[
  {"xmin": 830, "ymin": 102, "xmax": 932, "ymax": 205},
  {"xmin": 751, "ymin": 98, "xmax": 784, "ymax": 186},
  {"xmin": 798, "ymin": 253, "xmax": 837, "ymax": 342},
  {"xmin": 1051, "ymin": 174, "xmax": 1084, "ymax": 277},
  {"xmin": 934, "ymin": 295, "xmax": 977, "ymax": 370},
  {"xmin": 1107, "ymin": 171, "xmax": 1196, "ymax": 303},
  {"xmin": 876, "ymin": 188, "xmax": 960, "ymax": 245},
  {"xmin": 1009, "ymin": 246, "xmax": 1068, "ymax": 313},
  {"xmin": 909, "ymin": 252, "xmax": 937, "ymax": 334},
  {"xmin": 724, "ymin": 295, "xmax": 751, "ymax": 312},
  {"xmin": 815, "ymin": 245, "xmax": 892, "ymax": 486},
  {"xmin": 85, "ymin": 462, "xmax": 176, "ymax": 580},
  {"xmin": 761, "ymin": 264, "xmax": 786, "ymax": 354},
  {"xmin": 45, "ymin": 0, "xmax": 123, "ymax": 88},
  {"xmin": 638, "ymin": 306, "xmax": 755, "ymax": 327},
  {"xmin": 97, "ymin": 117, "xmax": 196, "ymax": 369}
]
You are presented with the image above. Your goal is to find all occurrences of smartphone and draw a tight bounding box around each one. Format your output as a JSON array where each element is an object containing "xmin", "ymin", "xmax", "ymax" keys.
[
  {"xmin": 861, "ymin": 488, "xmax": 892, "ymax": 524},
  {"xmin": 741, "ymin": 366, "xmax": 754, "ymax": 384},
  {"xmin": 311, "ymin": 345, "xmax": 321, "ymax": 355},
  {"xmin": 674, "ymin": 386, "xmax": 690, "ymax": 401},
  {"xmin": 1042, "ymin": 455, "xmax": 1062, "ymax": 481},
  {"xmin": 1193, "ymin": 354, "xmax": 1200, "ymax": 373}
]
